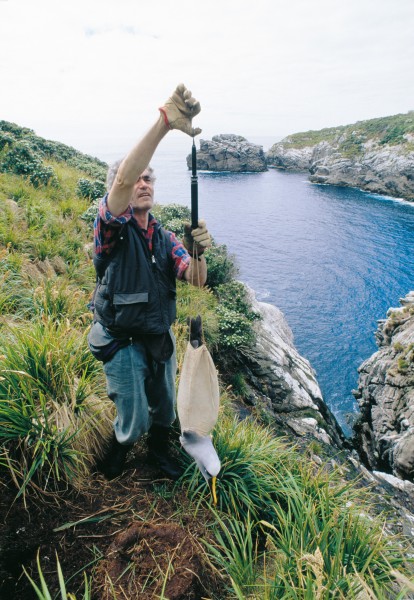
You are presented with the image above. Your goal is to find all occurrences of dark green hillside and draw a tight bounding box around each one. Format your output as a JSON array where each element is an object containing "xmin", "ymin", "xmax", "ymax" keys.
[{"xmin": 0, "ymin": 119, "xmax": 107, "ymax": 186}]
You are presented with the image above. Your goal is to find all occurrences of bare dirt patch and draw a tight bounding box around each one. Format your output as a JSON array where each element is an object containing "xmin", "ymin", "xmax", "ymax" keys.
[{"xmin": 0, "ymin": 447, "xmax": 217, "ymax": 599}]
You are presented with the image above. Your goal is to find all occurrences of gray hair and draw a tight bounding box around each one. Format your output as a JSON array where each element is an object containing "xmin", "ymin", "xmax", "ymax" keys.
[{"xmin": 106, "ymin": 159, "xmax": 155, "ymax": 192}]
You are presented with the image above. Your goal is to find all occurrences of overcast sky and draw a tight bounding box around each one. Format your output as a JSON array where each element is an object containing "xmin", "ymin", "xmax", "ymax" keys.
[{"xmin": 1, "ymin": 0, "xmax": 413, "ymax": 156}]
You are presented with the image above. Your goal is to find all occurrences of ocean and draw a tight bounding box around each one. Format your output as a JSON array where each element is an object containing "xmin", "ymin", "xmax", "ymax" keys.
[{"xmin": 96, "ymin": 133, "xmax": 414, "ymax": 435}]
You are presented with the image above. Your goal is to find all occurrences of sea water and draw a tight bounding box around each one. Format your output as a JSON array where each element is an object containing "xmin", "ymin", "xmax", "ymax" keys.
[{"xmin": 97, "ymin": 134, "xmax": 414, "ymax": 435}]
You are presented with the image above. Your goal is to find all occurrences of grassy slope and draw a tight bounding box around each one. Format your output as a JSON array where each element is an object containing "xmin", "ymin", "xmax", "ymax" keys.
[{"xmin": 1, "ymin": 122, "xmax": 414, "ymax": 599}]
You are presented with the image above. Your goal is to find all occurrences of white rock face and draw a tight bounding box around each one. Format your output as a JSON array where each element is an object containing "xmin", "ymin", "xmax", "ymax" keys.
[
  {"xmin": 250, "ymin": 293, "xmax": 321, "ymax": 410},
  {"xmin": 242, "ymin": 286, "xmax": 345, "ymax": 447}
]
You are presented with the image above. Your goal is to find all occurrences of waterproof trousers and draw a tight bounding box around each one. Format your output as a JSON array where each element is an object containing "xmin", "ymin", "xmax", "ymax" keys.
[{"xmin": 103, "ymin": 333, "xmax": 176, "ymax": 445}]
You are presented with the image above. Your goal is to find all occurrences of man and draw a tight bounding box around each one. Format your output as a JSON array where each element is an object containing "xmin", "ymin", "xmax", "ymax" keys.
[{"xmin": 88, "ymin": 84, "xmax": 211, "ymax": 480}]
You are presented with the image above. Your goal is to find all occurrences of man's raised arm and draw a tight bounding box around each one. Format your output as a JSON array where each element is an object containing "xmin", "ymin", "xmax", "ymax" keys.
[{"xmin": 107, "ymin": 84, "xmax": 202, "ymax": 216}]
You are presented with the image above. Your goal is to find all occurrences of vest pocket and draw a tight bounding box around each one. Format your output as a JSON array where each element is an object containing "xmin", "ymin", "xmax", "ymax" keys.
[{"xmin": 113, "ymin": 292, "xmax": 149, "ymax": 330}]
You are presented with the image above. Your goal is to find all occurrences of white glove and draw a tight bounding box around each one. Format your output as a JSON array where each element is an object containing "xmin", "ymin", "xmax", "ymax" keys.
[{"xmin": 159, "ymin": 83, "xmax": 201, "ymax": 137}]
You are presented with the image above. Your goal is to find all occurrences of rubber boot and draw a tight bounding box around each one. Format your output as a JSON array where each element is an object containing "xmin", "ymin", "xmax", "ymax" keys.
[
  {"xmin": 96, "ymin": 433, "xmax": 133, "ymax": 480},
  {"xmin": 147, "ymin": 424, "xmax": 182, "ymax": 480}
]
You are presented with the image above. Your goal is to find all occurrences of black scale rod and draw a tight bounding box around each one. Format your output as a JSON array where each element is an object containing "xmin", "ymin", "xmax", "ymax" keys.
[{"xmin": 191, "ymin": 139, "xmax": 198, "ymax": 229}]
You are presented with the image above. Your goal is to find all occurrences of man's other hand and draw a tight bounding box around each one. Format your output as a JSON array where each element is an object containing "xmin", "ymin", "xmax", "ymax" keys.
[{"xmin": 183, "ymin": 220, "xmax": 211, "ymax": 256}]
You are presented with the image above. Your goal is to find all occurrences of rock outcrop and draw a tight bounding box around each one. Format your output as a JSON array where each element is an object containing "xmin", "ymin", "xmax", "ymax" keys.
[
  {"xmin": 353, "ymin": 292, "xmax": 414, "ymax": 481},
  {"xmin": 238, "ymin": 286, "xmax": 346, "ymax": 448},
  {"xmin": 187, "ymin": 134, "xmax": 267, "ymax": 172},
  {"xmin": 266, "ymin": 125, "xmax": 414, "ymax": 201},
  {"xmin": 308, "ymin": 140, "xmax": 414, "ymax": 200},
  {"xmin": 266, "ymin": 143, "xmax": 314, "ymax": 171}
]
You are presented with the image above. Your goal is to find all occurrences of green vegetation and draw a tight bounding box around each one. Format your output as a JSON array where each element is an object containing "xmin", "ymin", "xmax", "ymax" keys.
[
  {"xmin": 0, "ymin": 120, "xmax": 107, "ymax": 178},
  {"xmin": 153, "ymin": 203, "xmax": 259, "ymax": 357},
  {"xmin": 276, "ymin": 111, "xmax": 414, "ymax": 157},
  {"xmin": 0, "ymin": 122, "xmax": 413, "ymax": 599},
  {"xmin": 24, "ymin": 551, "xmax": 92, "ymax": 600}
]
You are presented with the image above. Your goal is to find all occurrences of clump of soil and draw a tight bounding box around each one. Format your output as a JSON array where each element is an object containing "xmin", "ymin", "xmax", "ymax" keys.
[{"xmin": 95, "ymin": 521, "xmax": 204, "ymax": 599}]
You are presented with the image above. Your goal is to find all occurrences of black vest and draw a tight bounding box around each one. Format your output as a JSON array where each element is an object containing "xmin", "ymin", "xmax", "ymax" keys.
[{"xmin": 93, "ymin": 218, "xmax": 176, "ymax": 337}]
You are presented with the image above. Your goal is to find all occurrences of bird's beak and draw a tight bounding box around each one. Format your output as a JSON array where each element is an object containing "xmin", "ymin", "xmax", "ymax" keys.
[{"xmin": 208, "ymin": 476, "xmax": 218, "ymax": 506}]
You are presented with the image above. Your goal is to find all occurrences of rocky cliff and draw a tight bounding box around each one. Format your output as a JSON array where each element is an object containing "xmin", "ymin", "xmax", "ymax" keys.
[
  {"xmin": 238, "ymin": 286, "xmax": 346, "ymax": 449},
  {"xmin": 187, "ymin": 134, "xmax": 267, "ymax": 172},
  {"xmin": 266, "ymin": 112, "xmax": 414, "ymax": 201},
  {"xmin": 244, "ymin": 285, "xmax": 414, "ymax": 518},
  {"xmin": 353, "ymin": 292, "xmax": 414, "ymax": 481}
]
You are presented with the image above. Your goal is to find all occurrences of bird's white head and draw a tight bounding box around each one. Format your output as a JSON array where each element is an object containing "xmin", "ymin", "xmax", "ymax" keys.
[{"xmin": 180, "ymin": 430, "xmax": 221, "ymax": 505}]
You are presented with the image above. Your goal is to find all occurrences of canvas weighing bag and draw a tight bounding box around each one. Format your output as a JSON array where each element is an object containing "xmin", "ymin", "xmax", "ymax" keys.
[{"xmin": 177, "ymin": 342, "xmax": 220, "ymax": 436}]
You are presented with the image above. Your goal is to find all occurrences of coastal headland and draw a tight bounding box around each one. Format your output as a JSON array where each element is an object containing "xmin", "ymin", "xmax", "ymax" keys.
[{"xmin": 191, "ymin": 111, "xmax": 414, "ymax": 201}]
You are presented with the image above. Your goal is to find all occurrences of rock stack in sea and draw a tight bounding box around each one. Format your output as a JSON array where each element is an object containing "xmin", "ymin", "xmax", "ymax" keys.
[
  {"xmin": 187, "ymin": 134, "xmax": 267, "ymax": 172},
  {"xmin": 353, "ymin": 291, "xmax": 414, "ymax": 481}
]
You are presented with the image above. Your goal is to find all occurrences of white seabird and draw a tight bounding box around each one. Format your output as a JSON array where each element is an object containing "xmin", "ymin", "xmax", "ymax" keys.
[{"xmin": 177, "ymin": 318, "xmax": 220, "ymax": 503}]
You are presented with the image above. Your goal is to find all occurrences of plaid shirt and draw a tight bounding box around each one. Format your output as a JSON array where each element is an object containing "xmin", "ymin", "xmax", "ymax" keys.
[{"xmin": 93, "ymin": 195, "xmax": 190, "ymax": 280}]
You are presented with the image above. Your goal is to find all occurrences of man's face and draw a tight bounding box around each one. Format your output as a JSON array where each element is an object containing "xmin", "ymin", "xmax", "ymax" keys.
[{"xmin": 130, "ymin": 169, "xmax": 154, "ymax": 212}]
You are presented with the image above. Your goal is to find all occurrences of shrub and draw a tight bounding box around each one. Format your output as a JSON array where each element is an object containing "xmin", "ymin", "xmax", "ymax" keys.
[
  {"xmin": 397, "ymin": 358, "xmax": 409, "ymax": 373},
  {"xmin": 0, "ymin": 120, "xmax": 34, "ymax": 138},
  {"xmin": 393, "ymin": 342, "xmax": 405, "ymax": 353},
  {"xmin": 216, "ymin": 305, "xmax": 256, "ymax": 351},
  {"xmin": 339, "ymin": 134, "xmax": 363, "ymax": 158},
  {"xmin": 0, "ymin": 120, "xmax": 107, "ymax": 183},
  {"xmin": 161, "ymin": 216, "xmax": 185, "ymax": 237},
  {"xmin": 1, "ymin": 141, "xmax": 57, "ymax": 187},
  {"xmin": 81, "ymin": 198, "xmax": 99, "ymax": 226},
  {"xmin": 0, "ymin": 131, "xmax": 15, "ymax": 152},
  {"xmin": 29, "ymin": 164, "xmax": 57, "ymax": 187},
  {"xmin": 153, "ymin": 203, "xmax": 191, "ymax": 225},
  {"xmin": 205, "ymin": 244, "xmax": 238, "ymax": 289},
  {"xmin": 1, "ymin": 141, "xmax": 37, "ymax": 176},
  {"xmin": 215, "ymin": 280, "xmax": 261, "ymax": 323},
  {"xmin": 76, "ymin": 178, "xmax": 106, "ymax": 200},
  {"xmin": 68, "ymin": 158, "xmax": 107, "ymax": 179}
]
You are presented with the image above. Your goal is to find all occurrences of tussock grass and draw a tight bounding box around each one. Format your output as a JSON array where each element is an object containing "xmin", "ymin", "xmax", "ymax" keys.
[
  {"xmin": 24, "ymin": 276, "xmax": 93, "ymax": 325},
  {"xmin": 179, "ymin": 415, "xmax": 413, "ymax": 598},
  {"xmin": 0, "ymin": 318, "xmax": 112, "ymax": 494},
  {"xmin": 181, "ymin": 414, "xmax": 296, "ymax": 521},
  {"xmin": 0, "ymin": 164, "xmax": 90, "ymax": 264}
]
